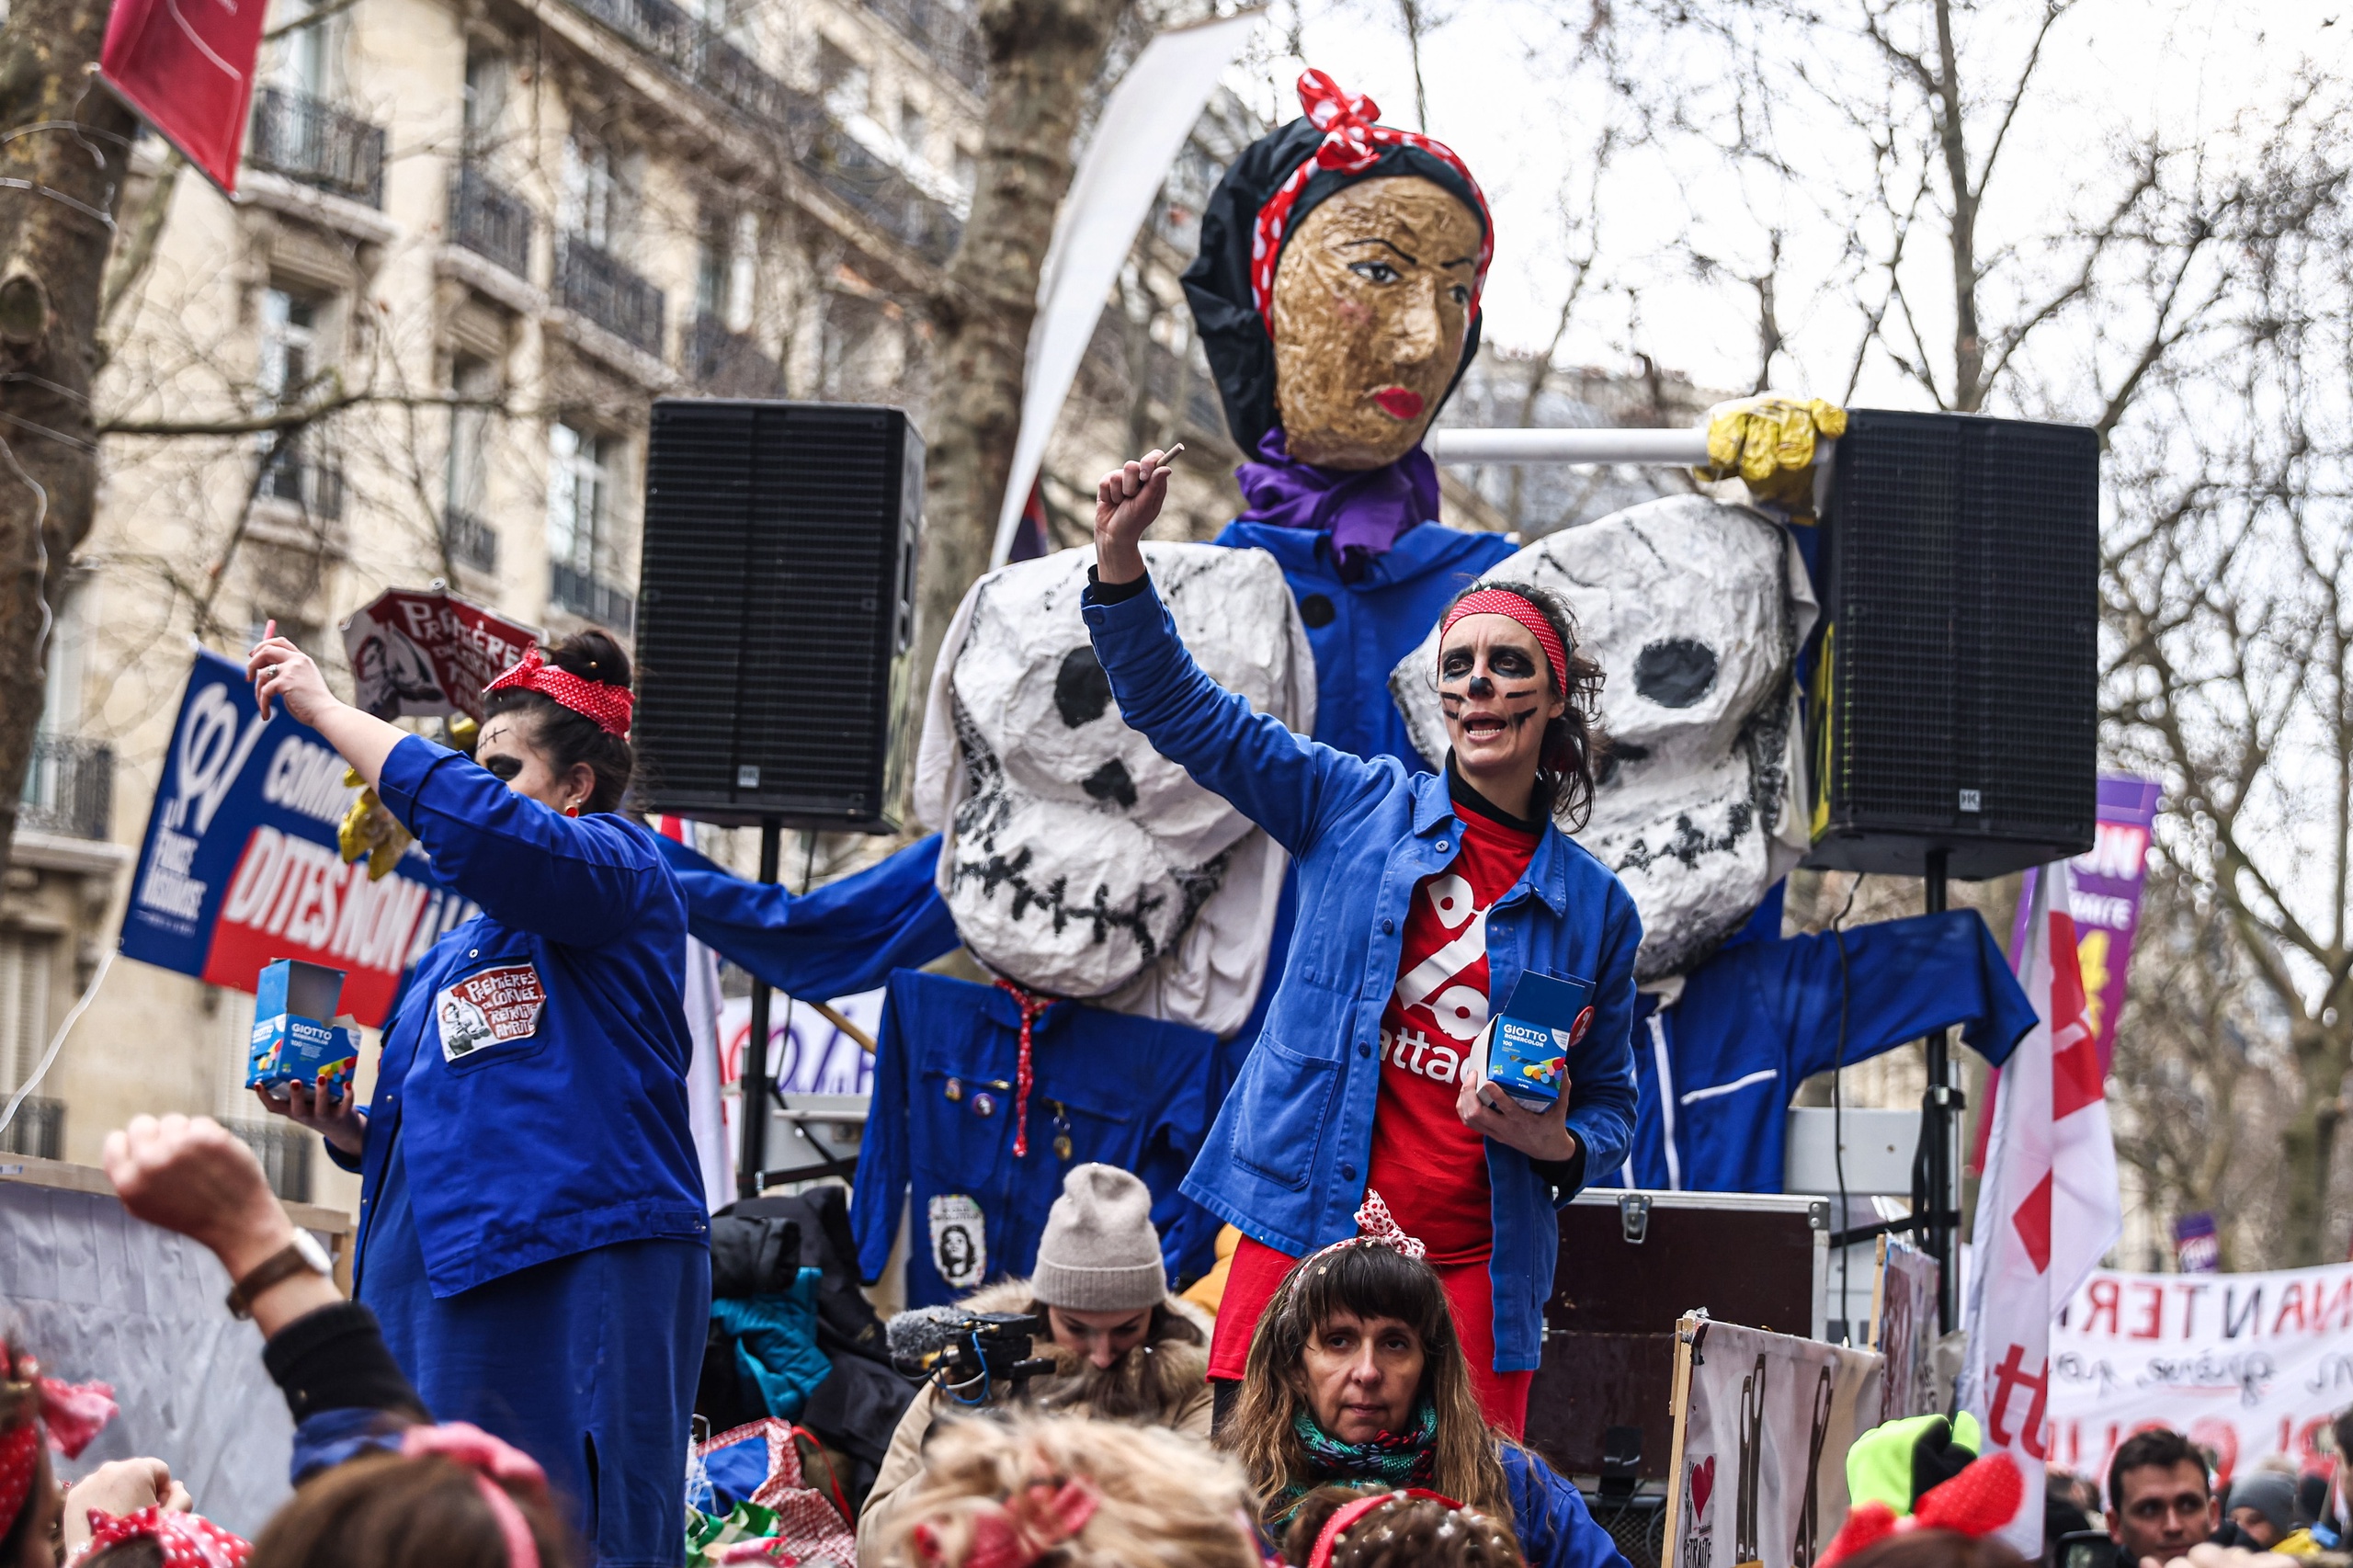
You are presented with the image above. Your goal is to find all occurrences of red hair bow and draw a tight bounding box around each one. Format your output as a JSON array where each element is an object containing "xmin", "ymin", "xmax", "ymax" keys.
[
  {"xmin": 483, "ymin": 644, "xmax": 634, "ymax": 739},
  {"xmin": 1248, "ymin": 70, "xmax": 1495, "ymax": 336},
  {"xmin": 75, "ymin": 1507, "xmax": 251, "ymax": 1568},
  {"xmin": 1819, "ymin": 1453, "xmax": 2026, "ymax": 1567},
  {"xmin": 1, "ymin": 1341, "xmax": 118, "ymax": 1542},
  {"xmin": 912, "ymin": 1476, "xmax": 1100, "ymax": 1568}
]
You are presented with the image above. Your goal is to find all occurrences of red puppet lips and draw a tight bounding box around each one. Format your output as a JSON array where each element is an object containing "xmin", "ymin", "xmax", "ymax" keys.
[{"xmin": 1371, "ymin": 386, "xmax": 1427, "ymax": 421}]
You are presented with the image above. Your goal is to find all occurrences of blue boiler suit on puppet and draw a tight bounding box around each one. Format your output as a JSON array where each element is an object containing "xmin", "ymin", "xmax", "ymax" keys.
[{"xmin": 334, "ymin": 735, "xmax": 710, "ymax": 1567}]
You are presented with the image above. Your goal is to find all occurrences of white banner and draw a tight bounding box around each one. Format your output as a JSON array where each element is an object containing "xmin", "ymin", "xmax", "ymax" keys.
[
  {"xmin": 1670, "ymin": 1317, "xmax": 1882, "ymax": 1568},
  {"xmin": 2049, "ymin": 1262, "xmax": 2353, "ymax": 1485}
]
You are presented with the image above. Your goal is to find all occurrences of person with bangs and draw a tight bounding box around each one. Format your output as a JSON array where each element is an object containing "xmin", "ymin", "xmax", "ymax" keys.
[
  {"xmin": 1222, "ymin": 1221, "xmax": 1626, "ymax": 1568},
  {"xmin": 244, "ymin": 626, "xmax": 709, "ymax": 1568},
  {"xmin": 1084, "ymin": 439, "xmax": 1640, "ymax": 1442}
]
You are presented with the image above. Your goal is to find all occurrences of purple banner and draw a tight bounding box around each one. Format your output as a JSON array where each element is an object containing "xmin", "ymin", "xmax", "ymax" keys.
[
  {"xmin": 2172, "ymin": 1211, "xmax": 2220, "ymax": 1273},
  {"xmin": 2012, "ymin": 775, "xmax": 2161, "ymax": 1074}
]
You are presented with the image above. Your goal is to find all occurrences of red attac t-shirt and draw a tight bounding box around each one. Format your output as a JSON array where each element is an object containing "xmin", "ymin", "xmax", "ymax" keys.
[{"xmin": 1364, "ymin": 794, "xmax": 1540, "ymax": 1266}]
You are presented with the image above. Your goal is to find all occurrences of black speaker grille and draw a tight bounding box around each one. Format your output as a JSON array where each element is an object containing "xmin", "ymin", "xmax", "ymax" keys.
[
  {"xmin": 635, "ymin": 400, "xmax": 920, "ymax": 829},
  {"xmin": 1811, "ymin": 409, "xmax": 2097, "ymax": 877}
]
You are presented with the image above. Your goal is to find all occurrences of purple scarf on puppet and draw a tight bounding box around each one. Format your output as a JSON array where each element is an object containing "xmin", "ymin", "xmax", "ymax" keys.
[{"xmin": 1236, "ymin": 428, "xmax": 1440, "ymax": 574}]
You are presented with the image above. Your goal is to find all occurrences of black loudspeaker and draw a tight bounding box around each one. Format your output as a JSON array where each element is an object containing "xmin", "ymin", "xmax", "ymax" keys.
[
  {"xmin": 634, "ymin": 399, "xmax": 922, "ymax": 831},
  {"xmin": 1804, "ymin": 408, "xmax": 2098, "ymax": 879}
]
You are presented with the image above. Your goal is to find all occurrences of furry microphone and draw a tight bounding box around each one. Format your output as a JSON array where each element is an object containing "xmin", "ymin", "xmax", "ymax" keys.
[
  {"xmin": 886, "ymin": 1308, "xmax": 1054, "ymax": 1392},
  {"xmin": 884, "ymin": 1305, "xmax": 970, "ymax": 1366}
]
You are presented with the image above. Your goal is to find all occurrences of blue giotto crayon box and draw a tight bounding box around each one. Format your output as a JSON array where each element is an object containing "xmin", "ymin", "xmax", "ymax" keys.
[
  {"xmin": 1486, "ymin": 971, "xmax": 1597, "ymax": 1111},
  {"xmin": 248, "ymin": 959, "xmax": 360, "ymax": 1096}
]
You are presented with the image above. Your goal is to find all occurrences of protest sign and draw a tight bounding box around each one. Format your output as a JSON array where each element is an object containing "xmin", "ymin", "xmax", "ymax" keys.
[
  {"xmin": 1871, "ymin": 1239, "xmax": 1941, "ymax": 1423},
  {"xmin": 119, "ymin": 651, "xmax": 476, "ymax": 1025},
  {"xmin": 1665, "ymin": 1316, "xmax": 1881, "ymax": 1568},
  {"xmin": 342, "ymin": 588, "xmax": 539, "ymax": 722},
  {"xmin": 2049, "ymin": 1261, "xmax": 2353, "ymax": 1483}
]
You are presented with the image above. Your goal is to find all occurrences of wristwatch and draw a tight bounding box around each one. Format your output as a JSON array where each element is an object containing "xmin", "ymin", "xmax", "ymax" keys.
[{"xmin": 225, "ymin": 1231, "xmax": 333, "ymax": 1320}]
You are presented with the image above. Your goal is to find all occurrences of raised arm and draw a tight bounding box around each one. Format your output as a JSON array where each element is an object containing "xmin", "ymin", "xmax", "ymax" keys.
[{"xmin": 1087, "ymin": 450, "xmax": 1390, "ymax": 852}]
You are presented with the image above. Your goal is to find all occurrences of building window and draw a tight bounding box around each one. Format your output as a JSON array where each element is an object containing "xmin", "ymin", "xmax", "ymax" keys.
[
  {"xmin": 259, "ymin": 287, "xmax": 320, "ymax": 404},
  {"xmin": 461, "ymin": 48, "xmax": 508, "ymax": 152},
  {"xmin": 899, "ymin": 97, "xmax": 928, "ymax": 156},
  {"xmin": 0, "ymin": 931, "xmax": 60, "ymax": 1160},
  {"xmin": 547, "ymin": 421, "xmax": 632, "ymax": 630},
  {"xmin": 694, "ymin": 210, "xmax": 756, "ymax": 332},
  {"xmin": 562, "ymin": 133, "xmax": 620, "ymax": 247},
  {"xmin": 257, "ymin": 288, "xmax": 342, "ymax": 518},
  {"xmin": 272, "ymin": 0, "xmax": 335, "ymax": 99},
  {"xmin": 444, "ymin": 356, "xmax": 497, "ymax": 571},
  {"xmin": 819, "ymin": 40, "xmax": 868, "ymax": 119}
]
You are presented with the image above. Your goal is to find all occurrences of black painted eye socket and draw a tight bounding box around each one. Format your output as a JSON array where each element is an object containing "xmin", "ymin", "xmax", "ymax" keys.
[
  {"xmin": 482, "ymin": 754, "xmax": 523, "ymax": 781},
  {"xmin": 1449, "ymin": 285, "xmax": 1469, "ymax": 304},
  {"xmin": 1348, "ymin": 259, "xmax": 1403, "ymax": 285},
  {"xmin": 1438, "ymin": 652, "xmax": 1477, "ymax": 680},
  {"xmin": 1634, "ymin": 639, "xmax": 1719, "ymax": 709},
  {"xmin": 1054, "ymin": 646, "xmax": 1113, "ymax": 728},
  {"xmin": 1488, "ymin": 649, "xmax": 1537, "ymax": 677}
]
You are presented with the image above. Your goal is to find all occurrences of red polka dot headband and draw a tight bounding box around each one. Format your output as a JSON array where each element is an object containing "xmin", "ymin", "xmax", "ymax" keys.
[
  {"xmin": 483, "ymin": 644, "xmax": 634, "ymax": 739},
  {"xmin": 1439, "ymin": 589, "xmax": 1567, "ymax": 688},
  {"xmin": 77, "ymin": 1506, "xmax": 253, "ymax": 1568},
  {"xmin": 1249, "ymin": 69, "xmax": 1495, "ymax": 337}
]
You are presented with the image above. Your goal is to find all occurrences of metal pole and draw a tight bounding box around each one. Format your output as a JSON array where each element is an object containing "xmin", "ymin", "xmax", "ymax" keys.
[
  {"xmin": 737, "ymin": 818, "xmax": 782, "ymax": 1200},
  {"xmin": 1921, "ymin": 848, "xmax": 1960, "ymax": 1332},
  {"xmin": 1423, "ymin": 426, "xmax": 1711, "ymax": 466}
]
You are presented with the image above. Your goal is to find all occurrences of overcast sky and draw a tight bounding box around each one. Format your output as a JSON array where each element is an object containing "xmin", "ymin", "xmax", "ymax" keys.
[{"xmin": 1217, "ymin": 0, "xmax": 2353, "ymax": 409}]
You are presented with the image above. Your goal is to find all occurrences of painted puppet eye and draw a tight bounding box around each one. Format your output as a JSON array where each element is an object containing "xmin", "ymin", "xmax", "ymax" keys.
[
  {"xmin": 482, "ymin": 754, "xmax": 524, "ymax": 781},
  {"xmin": 1348, "ymin": 259, "xmax": 1403, "ymax": 285},
  {"xmin": 1449, "ymin": 285, "xmax": 1470, "ymax": 304}
]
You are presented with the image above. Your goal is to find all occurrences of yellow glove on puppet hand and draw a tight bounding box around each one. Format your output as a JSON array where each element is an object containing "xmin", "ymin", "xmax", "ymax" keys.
[
  {"xmin": 335, "ymin": 767, "xmax": 413, "ymax": 881},
  {"xmin": 1696, "ymin": 395, "xmax": 1848, "ymax": 518}
]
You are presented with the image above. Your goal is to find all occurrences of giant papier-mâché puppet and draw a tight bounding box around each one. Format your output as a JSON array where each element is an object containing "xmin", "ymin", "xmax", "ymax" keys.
[{"xmin": 1185, "ymin": 69, "xmax": 1517, "ymax": 768}]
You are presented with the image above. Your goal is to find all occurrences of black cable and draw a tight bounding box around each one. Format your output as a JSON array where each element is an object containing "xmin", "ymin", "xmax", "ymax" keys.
[{"xmin": 1830, "ymin": 873, "xmax": 1863, "ymax": 1345}]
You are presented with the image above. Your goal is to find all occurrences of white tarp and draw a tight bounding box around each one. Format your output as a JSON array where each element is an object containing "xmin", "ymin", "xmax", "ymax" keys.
[
  {"xmin": 1391, "ymin": 495, "xmax": 1815, "ymax": 979},
  {"xmin": 1671, "ymin": 1316, "xmax": 1882, "ymax": 1568},
  {"xmin": 989, "ymin": 11, "xmax": 1262, "ymax": 568},
  {"xmin": 915, "ymin": 542, "xmax": 1311, "ymax": 1034},
  {"xmin": 2050, "ymin": 1261, "xmax": 2353, "ymax": 1487},
  {"xmin": 0, "ymin": 1177, "xmax": 300, "ymax": 1537}
]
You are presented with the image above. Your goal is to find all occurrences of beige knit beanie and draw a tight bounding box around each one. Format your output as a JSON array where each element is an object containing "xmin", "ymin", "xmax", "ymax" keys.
[{"xmin": 1029, "ymin": 1164, "xmax": 1167, "ymax": 1312}]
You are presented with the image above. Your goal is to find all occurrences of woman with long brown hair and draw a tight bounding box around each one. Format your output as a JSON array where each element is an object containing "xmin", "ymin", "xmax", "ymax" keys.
[{"xmin": 1222, "ymin": 1223, "xmax": 1626, "ymax": 1568}]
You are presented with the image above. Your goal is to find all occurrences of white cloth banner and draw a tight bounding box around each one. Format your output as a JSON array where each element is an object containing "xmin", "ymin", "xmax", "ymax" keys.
[
  {"xmin": 683, "ymin": 935, "xmax": 733, "ymax": 1213},
  {"xmin": 1960, "ymin": 864, "xmax": 2124, "ymax": 1554},
  {"xmin": 989, "ymin": 10, "xmax": 1261, "ymax": 567},
  {"xmin": 1672, "ymin": 1317, "xmax": 1882, "ymax": 1568},
  {"xmin": 2051, "ymin": 1261, "xmax": 2353, "ymax": 1484}
]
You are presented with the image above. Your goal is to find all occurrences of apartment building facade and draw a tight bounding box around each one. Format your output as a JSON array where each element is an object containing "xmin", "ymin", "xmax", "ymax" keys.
[{"xmin": 2, "ymin": 0, "xmax": 1267, "ymax": 1208}]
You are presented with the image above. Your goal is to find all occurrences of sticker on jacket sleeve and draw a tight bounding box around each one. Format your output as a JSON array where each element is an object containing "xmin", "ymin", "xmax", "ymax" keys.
[
  {"xmin": 928, "ymin": 1194, "xmax": 985, "ymax": 1289},
  {"xmin": 436, "ymin": 963, "xmax": 548, "ymax": 1062}
]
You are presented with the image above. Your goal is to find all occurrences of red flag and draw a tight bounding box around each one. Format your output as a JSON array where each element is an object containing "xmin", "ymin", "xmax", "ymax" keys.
[{"xmin": 101, "ymin": 0, "xmax": 271, "ymax": 194}]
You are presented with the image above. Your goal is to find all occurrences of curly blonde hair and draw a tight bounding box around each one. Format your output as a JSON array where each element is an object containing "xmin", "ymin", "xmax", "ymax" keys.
[{"xmin": 872, "ymin": 1415, "xmax": 1259, "ymax": 1568}]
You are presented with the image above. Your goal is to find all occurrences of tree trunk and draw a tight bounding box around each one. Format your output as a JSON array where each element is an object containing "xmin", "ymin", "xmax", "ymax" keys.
[
  {"xmin": 0, "ymin": 0, "xmax": 139, "ymax": 874},
  {"xmin": 909, "ymin": 0, "xmax": 1126, "ymax": 772},
  {"xmin": 2279, "ymin": 1029, "xmax": 2348, "ymax": 1265}
]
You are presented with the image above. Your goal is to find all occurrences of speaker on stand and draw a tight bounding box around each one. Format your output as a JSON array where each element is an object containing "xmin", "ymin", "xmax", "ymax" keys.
[
  {"xmin": 632, "ymin": 398, "xmax": 926, "ymax": 1198},
  {"xmin": 1804, "ymin": 407, "xmax": 2100, "ymax": 1330}
]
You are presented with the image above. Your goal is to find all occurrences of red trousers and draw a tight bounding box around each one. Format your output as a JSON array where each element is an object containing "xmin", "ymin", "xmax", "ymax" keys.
[{"xmin": 1204, "ymin": 1235, "xmax": 1535, "ymax": 1437}]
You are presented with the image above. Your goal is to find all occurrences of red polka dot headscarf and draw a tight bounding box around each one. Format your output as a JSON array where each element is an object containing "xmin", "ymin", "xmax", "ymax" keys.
[
  {"xmin": 1180, "ymin": 68, "xmax": 1495, "ymax": 456},
  {"xmin": 1248, "ymin": 70, "xmax": 1495, "ymax": 337}
]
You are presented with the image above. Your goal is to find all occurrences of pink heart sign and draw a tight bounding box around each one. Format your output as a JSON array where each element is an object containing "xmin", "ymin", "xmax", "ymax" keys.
[{"xmin": 1691, "ymin": 1455, "xmax": 1716, "ymax": 1516}]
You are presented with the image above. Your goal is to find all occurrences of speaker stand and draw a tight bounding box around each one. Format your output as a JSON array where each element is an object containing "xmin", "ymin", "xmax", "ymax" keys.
[
  {"xmin": 737, "ymin": 818, "xmax": 783, "ymax": 1200},
  {"xmin": 1919, "ymin": 848, "xmax": 1963, "ymax": 1333}
]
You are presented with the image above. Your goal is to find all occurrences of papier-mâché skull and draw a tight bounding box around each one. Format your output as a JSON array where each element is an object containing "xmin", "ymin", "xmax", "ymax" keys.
[
  {"xmin": 1391, "ymin": 495, "xmax": 1817, "ymax": 980},
  {"xmin": 912, "ymin": 543, "xmax": 1313, "ymax": 1034}
]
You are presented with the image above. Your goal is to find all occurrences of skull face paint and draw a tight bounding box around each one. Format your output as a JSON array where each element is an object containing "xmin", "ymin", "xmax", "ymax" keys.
[
  {"xmin": 912, "ymin": 543, "xmax": 1317, "ymax": 1033},
  {"xmin": 1436, "ymin": 615, "xmax": 1560, "ymax": 789},
  {"xmin": 1270, "ymin": 176, "xmax": 1482, "ymax": 470},
  {"xmin": 1392, "ymin": 495, "xmax": 1819, "ymax": 979}
]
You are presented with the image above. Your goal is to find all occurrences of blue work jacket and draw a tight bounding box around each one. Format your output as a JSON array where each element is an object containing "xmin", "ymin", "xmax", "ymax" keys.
[
  {"xmin": 338, "ymin": 736, "xmax": 709, "ymax": 1296},
  {"xmin": 1504, "ymin": 1444, "xmax": 1637, "ymax": 1568},
  {"xmin": 1215, "ymin": 519, "xmax": 1516, "ymax": 769},
  {"xmin": 1607, "ymin": 910, "xmax": 2035, "ymax": 1193},
  {"xmin": 1083, "ymin": 574, "xmax": 1641, "ymax": 1372}
]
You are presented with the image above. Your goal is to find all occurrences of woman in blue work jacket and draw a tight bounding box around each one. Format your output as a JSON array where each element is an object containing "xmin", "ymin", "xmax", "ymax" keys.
[
  {"xmin": 247, "ymin": 625, "xmax": 709, "ymax": 1568},
  {"xmin": 1084, "ymin": 450, "xmax": 1641, "ymax": 1437}
]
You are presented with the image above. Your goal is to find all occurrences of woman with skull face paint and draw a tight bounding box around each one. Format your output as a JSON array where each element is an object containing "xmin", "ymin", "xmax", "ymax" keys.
[
  {"xmin": 1185, "ymin": 70, "xmax": 1521, "ymax": 771},
  {"xmin": 1084, "ymin": 451, "xmax": 1639, "ymax": 1438},
  {"xmin": 244, "ymin": 625, "xmax": 710, "ymax": 1568}
]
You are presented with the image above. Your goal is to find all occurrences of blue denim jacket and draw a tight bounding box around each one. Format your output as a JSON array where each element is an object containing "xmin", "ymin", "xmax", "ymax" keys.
[
  {"xmin": 1082, "ymin": 574, "xmax": 1641, "ymax": 1371},
  {"xmin": 335, "ymin": 736, "xmax": 709, "ymax": 1296}
]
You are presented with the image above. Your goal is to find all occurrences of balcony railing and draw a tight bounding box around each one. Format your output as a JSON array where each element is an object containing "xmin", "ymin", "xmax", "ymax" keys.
[
  {"xmin": 0, "ymin": 1096, "xmax": 63, "ymax": 1161},
  {"xmin": 19, "ymin": 733, "xmax": 112, "ymax": 841},
  {"xmin": 805, "ymin": 130, "xmax": 961, "ymax": 263},
  {"xmin": 859, "ymin": 0, "xmax": 986, "ymax": 93},
  {"xmin": 226, "ymin": 1118, "xmax": 313, "ymax": 1202},
  {"xmin": 449, "ymin": 164, "xmax": 533, "ymax": 278},
  {"xmin": 556, "ymin": 236, "xmax": 665, "ymax": 358},
  {"xmin": 551, "ymin": 562, "xmax": 637, "ymax": 633},
  {"xmin": 443, "ymin": 509, "xmax": 499, "ymax": 573},
  {"xmin": 248, "ymin": 86, "xmax": 387, "ymax": 208},
  {"xmin": 259, "ymin": 450, "xmax": 346, "ymax": 519},
  {"xmin": 687, "ymin": 312, "xmax": 787, "ymax": 397}
]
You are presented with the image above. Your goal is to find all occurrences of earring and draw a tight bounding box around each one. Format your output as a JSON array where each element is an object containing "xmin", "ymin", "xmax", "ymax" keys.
[{"xmin": 564, "ymin": 801, "xmax": 581, "ymax": 818}]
